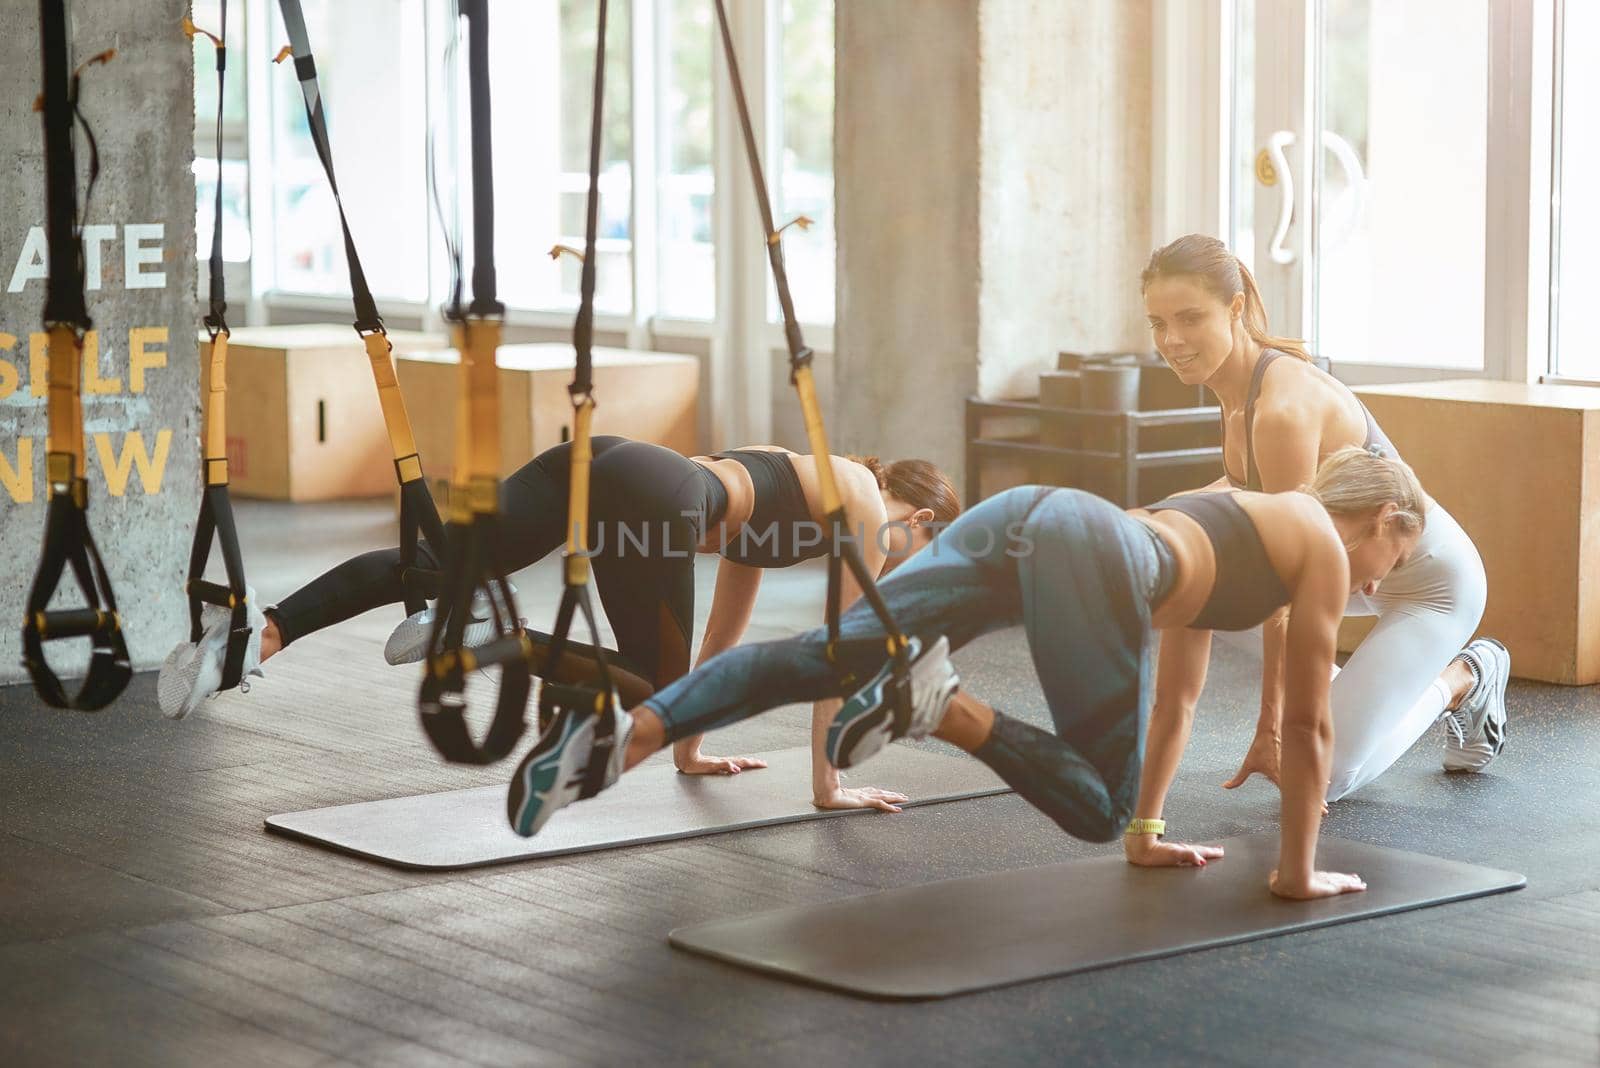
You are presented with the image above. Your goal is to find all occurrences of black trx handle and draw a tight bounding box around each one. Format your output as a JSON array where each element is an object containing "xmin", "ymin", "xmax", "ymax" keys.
[
  {"xmin": 22, "ymin": 0, "xmax": 130, "ymax": 712},
  {"xmin": 181, "ymin": 4, "xmax": 253, "ymax": 692},
  {"xmin": 274, "ymin": 0, "xmax": 444, "ymax": 616},
  {"xmin": 417, "ymin": 519, "xmax": 531, "ymax": 765},
  {"xmin": 710, "ymin": 0, "xmax": 914, "ymax": 690},
  {"xmin": 417, "ymin": 0, "xmax": 530, "ymax": 765}
]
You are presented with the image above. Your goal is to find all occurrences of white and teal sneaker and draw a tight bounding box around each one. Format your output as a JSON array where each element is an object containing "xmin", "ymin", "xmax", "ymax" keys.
[
  {"xmin": 1443, "ymin": 637, "xmax": 1509, "ymax": 772},
  {"xmin": 507, "ymin": 691, "xmax": 632, "ymax": 837},
  {"xmin": 156, "ymin": 590, "xmax": 266, "ymax": 720},
  {"xmin": 384, "ymin": 582, "xmax": 522, "ymax": 666},
  {"xmin": 826, "ymin": 635, "xmax": 959, "ymax": 770}
]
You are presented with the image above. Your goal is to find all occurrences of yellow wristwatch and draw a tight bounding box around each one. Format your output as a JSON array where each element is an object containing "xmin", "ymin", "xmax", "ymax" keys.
[{"xmin": 1124, "ymin": 818, "xmax": 1166, "ymax": 838}]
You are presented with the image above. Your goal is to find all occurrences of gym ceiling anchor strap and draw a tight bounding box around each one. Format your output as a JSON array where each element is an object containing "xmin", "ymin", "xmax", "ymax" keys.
[
  {"xmin": 531, "ymin": 0, "xmax": 622, "ymax": 765},
  {"xmin": 22, "ymin": 0, "xmax": 131, "ymax": 712},
  {"xmin": 710, "ymin": 0, "xmax": 920, "ymax": 724},
  {"xmin": 417, "ymin": 0, "xmax": 532, "ymax": 766},
  {"xmin": 273, "ymin": 0, "xmax": 446, "ymax": 616},
  {"xmin": 181, "ymin": 4, "xmax": 252, "ymax": 692}
]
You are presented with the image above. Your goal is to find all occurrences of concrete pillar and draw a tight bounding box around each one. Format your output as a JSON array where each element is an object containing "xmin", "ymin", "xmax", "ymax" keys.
[
  {"xmin": 834, "ymin": 0, "xmax": 1152, "ymax": 485},
  {"xmin": 1, "ymin": 0, "xmax": 199, "ymax": 683}
]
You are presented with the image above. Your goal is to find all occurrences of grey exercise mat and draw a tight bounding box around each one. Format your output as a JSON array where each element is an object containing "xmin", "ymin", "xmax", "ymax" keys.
[
  {"xmin": 668, "ymin": 833, "xmax": 1525, "ymax": 1000},
  {"xmin": 266, "ymin": 745, "xmax": 1007, "ymax": 870}
]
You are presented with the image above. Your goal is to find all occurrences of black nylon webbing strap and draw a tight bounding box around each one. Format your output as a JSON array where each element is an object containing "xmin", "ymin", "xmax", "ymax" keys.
[
  {"xmin": 417, "ymin": 0, "xmax": 530, "ymax": 766},
  {"xmin": 22, "ymin": 0, "xmax": 131, "ymax": 712},
  {"xmin": 274, "ymin": 0, "xmax": 442, "ymax": 616},
  {"xmin": 184, "ymin": 2, "xmax": 251, "ymax": 692},
  {"xmin": 709, "ymin": 0, "xmax": 914, "ymax": 701},
  {"xmin": 536, "ymin": 0, "xmax": 619, "ymax": 750},
  {"xmin": 275, "ymin": 0, "xmax": 380, "ymax": 331}
]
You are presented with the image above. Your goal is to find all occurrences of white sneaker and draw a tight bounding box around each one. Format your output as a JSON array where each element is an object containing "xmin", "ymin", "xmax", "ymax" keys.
[
  {"xmin": 506, "ymin": 690, "xmax": 632, "ymax": 837},
  {"xmin": 384, "ymin": 582, "xmax": 522, "ymax": 666},
  {"xmin": 1443, "ymin": 637, "xmax": 1509, "ymax": 772},
  {"xmin": 157, "ymin": 589, "xmax": 266, "ymax": 719},
  {"xmin": 825, "ymin": 635, "xmax": 960, "ymax": 769}
]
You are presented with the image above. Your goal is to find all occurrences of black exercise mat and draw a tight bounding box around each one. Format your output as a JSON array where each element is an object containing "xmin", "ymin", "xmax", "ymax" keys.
[
  {"xmin": 266, "ymin": 745, "xmax": 1007, "ymax": 870},
  {"xmin": 668, "ymin": 833, "xmax": 1525, "ymax": 999}
]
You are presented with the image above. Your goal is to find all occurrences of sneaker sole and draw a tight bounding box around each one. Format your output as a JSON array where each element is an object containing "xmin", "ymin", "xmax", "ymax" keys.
[
  {"xmin": 1443, "ymin": 639, "xmax": 1509, "ymax": 773},
  {"xmin": 507, "ymin": 707, "xmax": 593, "ymax": 837},
  {"xmin": 387, "ymin": 617, "xmax": 520, "ymax": 666},
  {"xmin": 826, "ymin": 668, "xmax": 896, "ymax": 770},
  {"xmin": 826, "ymin": 637, "xmax": 956, "ymax": 770}
]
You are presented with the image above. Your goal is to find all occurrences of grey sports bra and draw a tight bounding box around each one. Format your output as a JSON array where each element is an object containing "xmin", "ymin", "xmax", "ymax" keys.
[{"xmin": 1223, "ymin": 350, "xmax": 1399, "ymax": 491}]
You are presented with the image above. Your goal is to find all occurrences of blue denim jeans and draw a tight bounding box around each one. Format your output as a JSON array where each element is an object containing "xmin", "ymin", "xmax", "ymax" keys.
[{"xmin": 644, "ymin": 485, "xmax": 1174, "ymax": 842}]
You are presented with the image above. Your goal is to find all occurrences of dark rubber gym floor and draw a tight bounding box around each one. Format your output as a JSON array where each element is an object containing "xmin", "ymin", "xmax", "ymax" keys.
[{"xmin": 3, "ymin": 500, "xmax": 1597, "ymax": 1066}]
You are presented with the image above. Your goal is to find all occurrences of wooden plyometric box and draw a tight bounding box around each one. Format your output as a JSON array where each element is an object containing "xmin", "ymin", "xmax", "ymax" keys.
[
  {"xmin": 1337, "ymin": 380, "xmax": 1600, "ymax": 684},
  {"xmin": 393, "ymin": 343, "xmax": 700, "ymax": 489},
  {"xmin": 200, "ymin": 324, "xmax": 450, "ymax": 501}
]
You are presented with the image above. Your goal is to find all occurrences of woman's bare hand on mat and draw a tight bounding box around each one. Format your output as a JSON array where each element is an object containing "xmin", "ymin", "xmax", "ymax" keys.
[
  {"xmin": 1268, "ymin": 869, "xmax": 1367, "ymax": 900},
  {"xmin": 1124, "ymin": 838, "xmax": 1225, "ymax": 868},
  {"xmin": 1222, "ymin": 732, "xmax": 1282, "ymax": 791},
  {"xmin": 813, "ymin": 784, "xmax": 909, "ymax": 813},
  {"xmin": 675, "ymin": 753, "xmax": 769, "ymax": 776}
]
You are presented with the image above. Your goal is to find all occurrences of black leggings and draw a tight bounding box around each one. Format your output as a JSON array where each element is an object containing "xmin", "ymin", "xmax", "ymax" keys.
[{"xmin": 267, "ymin": 437, "xmax": 719, "ymax": 688}]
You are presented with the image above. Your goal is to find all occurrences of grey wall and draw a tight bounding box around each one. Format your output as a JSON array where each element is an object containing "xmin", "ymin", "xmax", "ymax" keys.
[
  {"xmin": 834, "ymin": 0, "xmax": 982, "ymax": 478},
  {"xmin": 2, "ymin": 1, "xmax": 199, "ymax": 683},
  {"xmin": 978, "ymin": 0, "xmax": 1153, "ymax": 400},
  {"xmin": 834, "ymin": 0, "xmax": 1153, "ymax": 486}
]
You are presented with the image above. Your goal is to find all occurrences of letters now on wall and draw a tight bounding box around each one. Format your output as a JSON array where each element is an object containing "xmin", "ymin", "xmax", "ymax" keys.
[{"xmin": 2, "ymin": 0, "xmax": 200, "ymax": 685}]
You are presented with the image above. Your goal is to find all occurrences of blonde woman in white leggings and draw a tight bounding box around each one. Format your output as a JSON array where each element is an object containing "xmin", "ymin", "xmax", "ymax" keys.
[{"xmin": 1140, "ymin": 235, "xmax": 1509, "ymax": 804}]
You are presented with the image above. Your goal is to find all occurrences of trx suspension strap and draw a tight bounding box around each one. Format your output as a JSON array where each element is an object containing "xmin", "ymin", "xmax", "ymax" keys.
[
  {"xmin": 21, "ymin": 0, "xmax": 131, "ymax": 711},
  {"xmin": 181, "ymin": 4, "xmax": 251, "ymax": 691},
  {"xmin": 710, "ymin": 0, "xmax": 917, "ymax": 720},
  {"xmin": 531, "ymin": 0, "xmax": 622, "ymax": 756},
  {"xmin": 417, "ymin": 0, "xmax": 532, "ymax": 765},
  {"xmin": 273, "ymin": 0, "xmax": 446, "ymax": 615}
]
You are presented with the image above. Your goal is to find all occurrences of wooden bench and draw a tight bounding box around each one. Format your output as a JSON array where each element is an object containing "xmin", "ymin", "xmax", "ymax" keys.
[
  {"xmin": 200, "ymin": 324, "xmax": 449, "ymax": 500},
  {"xmin": 393, "ymin": 343, "xmax": 700, "ymax": 491},
  {"xmin": 1346, "ymin": 379, "xmax": 1600, "ymax": 684}
]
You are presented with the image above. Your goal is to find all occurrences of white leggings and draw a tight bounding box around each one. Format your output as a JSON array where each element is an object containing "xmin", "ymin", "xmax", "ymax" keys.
[{"xmin": 1218, "ymin": 503, "xmax": 1487, "ymax": 802}]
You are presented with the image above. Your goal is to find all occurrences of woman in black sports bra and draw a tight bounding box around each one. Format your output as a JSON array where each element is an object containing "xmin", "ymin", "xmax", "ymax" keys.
[
  {"xmin": 232, "ymin": 435, "xmax": 958, "ymax": 807},
  {"xmin": 510, "ymin": 447, "xmax": 1424, "ymax": 900},
  {"xmin": 1140, "ymin": 235, "xmax": 1508, "ymax": 808}
]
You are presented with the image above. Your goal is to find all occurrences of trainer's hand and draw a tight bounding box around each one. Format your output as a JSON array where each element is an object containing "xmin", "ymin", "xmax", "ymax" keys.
[
  {"xmin": 675, "ymin": 753, "xmax": 769, "ymax": 776},
  {"xmin": 813, "ymin": 784, "xmax": 908, "ymax": 813},
  {"xmin": 1124, "ymin": 837, "xmax": 1225, "ymax": 868},
  {"xmin": 1268, "ymin": 869, "xmax": 1367, "ymax": 900},
  {"xmin": 1223, "ymin": 732, "xmax": 1281, "ymax": 791}
]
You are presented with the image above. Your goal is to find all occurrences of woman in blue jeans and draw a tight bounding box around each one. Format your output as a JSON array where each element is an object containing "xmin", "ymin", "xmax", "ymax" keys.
[{"xmin": 511, "ymin": 447, "xmax": 1426, "ymax": 901}]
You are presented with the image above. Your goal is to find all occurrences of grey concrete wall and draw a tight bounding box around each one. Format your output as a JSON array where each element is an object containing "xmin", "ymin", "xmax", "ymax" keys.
[
  {"xmin": 978, "ymin": 0, "xmax": 1153, "ymax": 400},
  {"xmin": 833, "ymin": 0, "xmax": 982, "ymax": 479},
  {"xmin": 1, "ymin": 1, "xmax": 199, "ymax": 684},
  {"xmin": 834, "ymin": 0, "xmax": 1153, "ymax": 485}
]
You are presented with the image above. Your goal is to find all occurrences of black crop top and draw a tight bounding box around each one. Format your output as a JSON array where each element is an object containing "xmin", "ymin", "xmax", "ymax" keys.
[
  {"xmin": 712, "ymin": 450, "xmax": 831, "ymax": 568},
  {"xmin": 1143, "ymin": 492, "xmax": 1291, "ymax": 631},
  {"xmin": 1224, "ymin": 350, "xmax": 1400, "ymax": 490}
]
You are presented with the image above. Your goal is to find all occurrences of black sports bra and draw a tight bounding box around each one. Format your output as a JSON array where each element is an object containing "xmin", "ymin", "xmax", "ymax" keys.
[
  {"xmin": 1143, "ymin": 492, "xmax": 1291, "ymax": 631},
  {"xmin": 1224, "ymin": 350, "xmax": 1400, "ymax": 490},
  {"xmin": 711, "ymin": 450, "xmax": 831, "ymax": 568}
]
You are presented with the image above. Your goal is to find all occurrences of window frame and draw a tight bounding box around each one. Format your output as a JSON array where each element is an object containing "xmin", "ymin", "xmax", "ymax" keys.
[
  {"xmin": 1153, "ymin": 0, "xmax": 1559, "ymax": 387},
  {"xmin": 239, "ymin": 1, "xmax": 833, "ymax": 353}
]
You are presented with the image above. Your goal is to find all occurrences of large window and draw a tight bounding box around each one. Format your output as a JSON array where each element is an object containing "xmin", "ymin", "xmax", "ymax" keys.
[
  {"xmin": 1317, "ymin": 0, "xmax": 1489, "ymax": 369},
  {"xmin": 266, "ymin": 0, "xmax": 430, "ymax": 302},
  {"xmin": 657, "ymin": 0, "xmax": 717, "ymax": 320},
  {"xmin": 1231, "ymin": 0, "xmax": 1490, "ymax": 371},
  {"xmin": 191, "ymin": 0, "xmax": 250, "ymax": 264},
  {"xmin": 772, "ymin": 0, "xmax": 835, "ymax": 322},
  {"xmin": 230, "ymin": 0, "xmax": 835, "ymax": 333},
  {"xmin": 490, "ymin": 0, "xmax": 633, "ymax": 314},
  {"xmin": 1552, "ymin": 0, "xmax": 1599, "ymax": 378}
]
